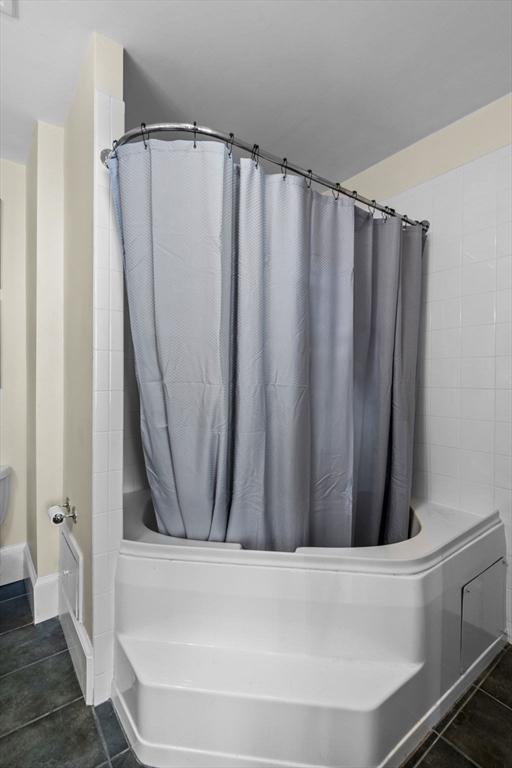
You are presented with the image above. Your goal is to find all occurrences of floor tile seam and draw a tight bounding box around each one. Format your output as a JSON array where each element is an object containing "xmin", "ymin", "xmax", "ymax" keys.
[
  {"xmin": 0, "ymin": 695, "xmax": 84, "ymax": 740},
  {"xmin": 0, "ymin": 592, "xmax": 28, "ymax": 605},
  {"xmin": 0, "ymin": 620, "xmax": 33, "ymax": 639},
  {"xmin": 92, "ymin": 707, "xmax": 113, "ymax": 767},
  {"xmin": 0, "ymin": 648, "xmax": 69, "ymax": 680},
  {"xmin": 406, "ymin": 732, "xmax": 440, "ymax": 768},
  {"xmin": 114, "ymin": 747, "xmax": 131, "ymax": 759},
  {"xmin": 432, "ymin": 685, "xmax": 479, "ymax": 736},
  {"xmin": 437, "ymin": 733, "xmax": 484, "ymax": 768},
  {"xmin": 476, "ymin": 685, "xmax": 512, "ymax": 713},
  {"xmin": 98, "ymin": 700, "xmax": 132, "ymax": 759},
  {"xmin": 472, "ymin": 647, "xmax": 509, "ymax": 688}
]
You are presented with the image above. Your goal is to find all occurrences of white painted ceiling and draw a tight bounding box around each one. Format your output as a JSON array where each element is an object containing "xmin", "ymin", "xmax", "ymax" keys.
[{"xmin": 1, "ymin": 0, "xmax": 511, "ymax": 179}]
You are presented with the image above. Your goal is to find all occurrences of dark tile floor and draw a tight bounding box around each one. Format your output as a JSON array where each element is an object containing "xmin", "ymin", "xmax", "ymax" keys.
[
  {"xmin": 0, "ymin": 579, "xmax": 142, "ymax": 768},
  {"xmin": 1, "ymin": 579, "xmax": 510, "ymax": 768},
  {"xmin": 401, "ymin": 643, "xmax": 512, "ymax": 768}
]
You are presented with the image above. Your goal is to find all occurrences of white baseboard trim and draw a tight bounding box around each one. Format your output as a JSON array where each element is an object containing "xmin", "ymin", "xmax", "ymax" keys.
[
  {"xmin": 60, "ymin": 589, "xmax": 94, "ymax": 704},
  {"xmin": 58, "ymin": 528, "xmax": 94, "ymax": 704},
  {"xmin": 0, "ymin": 542, "xmax": 27, "ymax": 586},
  {"xmin": 24, "ymin": 544, "xmax": 59, "ymax": 624}
]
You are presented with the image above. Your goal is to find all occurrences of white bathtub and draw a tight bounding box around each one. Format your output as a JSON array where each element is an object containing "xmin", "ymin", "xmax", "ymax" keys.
[{"xmin": 114, "ymin": 489, "xmax": 507, "ymax": 768}]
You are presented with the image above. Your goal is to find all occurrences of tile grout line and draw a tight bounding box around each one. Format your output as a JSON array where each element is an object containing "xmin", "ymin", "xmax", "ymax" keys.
[
  {"xmin": 475, "ymin": 683, "xmax": 512, "ymax": 713},
  {"xmin": 473, "ymin": 645, "xmax": 510, "ymax": 689},
  {"xmin": 0, "ymin": 592, "xmax": 28, "ymax": 606},
  {"xmin": 432, "ymin": 644, "xmax": 511, "ymax": 739},
  {"xmin": 0, "ymin": 619, "xmax": 33, "ymax": 638},
  {"xmin": 412, "ymin": 644, "xmax": 512, "ymax": 765},
  {"xmin": 92, "ymin": 708, "xmax": 113, "ymax": 768},
  {"xmin": 407, "ymin": 733, "xmax": 440, "ymax": 768},
  {"xmin": 0, "ymin": 695, "xmax": 84, "ymax": 741},
  {"xmin": 437, "ymin": 734, "xmax": 484, "ymax": 768},
  {"xmin": 432, "ymin": 685, "xmax": 479, "ymax": 737},
  {"xmin": 0, "ymin": 648, "xmax": 69, "ymax": 680}
]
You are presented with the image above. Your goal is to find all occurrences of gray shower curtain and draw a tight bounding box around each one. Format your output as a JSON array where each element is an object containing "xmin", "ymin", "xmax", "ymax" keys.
[
  {"xmin": 353, "ymin": 209, "xmax": 423, "ymax": 546},
  {"xmin": 110, "ymin": 139, "xmax": 423, "ymax": 550}
]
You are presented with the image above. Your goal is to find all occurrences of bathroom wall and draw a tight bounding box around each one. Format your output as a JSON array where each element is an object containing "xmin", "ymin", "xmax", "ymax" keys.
[
  {"xmin": 346, "ymin": 94, "xmax": 512, "ymax": 638},
  {"xmin": 343, "ymin": 94, "xmax": 511, "ymax": 201},
  {"xmin": 25, "ymin": 121, "xmax": 64, "ymax": 578},
  {"xmin": 389, "ymin": 146, "xmax": 511, "ymax": 638},
  {"xmin": 0, "ymin": 160, "xmax": 27, "ymax": 551},
  {"xmin": 63, "ymin": 32, "xmax": 123, "ymax": 643}
]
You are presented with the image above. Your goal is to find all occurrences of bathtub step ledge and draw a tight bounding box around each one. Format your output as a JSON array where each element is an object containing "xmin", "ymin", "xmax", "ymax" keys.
[{"xmin": 114, "ymin": 634, "xmax": 423, "ymax": 767}]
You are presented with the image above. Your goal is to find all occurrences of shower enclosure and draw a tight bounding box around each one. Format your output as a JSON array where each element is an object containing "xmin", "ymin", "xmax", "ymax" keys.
[
  {"xmin": 110, "ymin": 129, "xmax": 424, "ymax": 551},
  {"xmin": 100, "ymin": 123, "xmax": 507, "ymax": 767}
]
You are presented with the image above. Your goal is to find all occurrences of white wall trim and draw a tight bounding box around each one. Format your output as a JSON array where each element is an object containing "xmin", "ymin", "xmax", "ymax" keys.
[
  {"xmin": 0, "ymin": 542, "xmax": 27, "ymax": 586},
  {"xmin": 60, "ymin": 597, "xmax": 94, "ymax": 705},
  {"xmin": 24, "ymin": 544, "xmax": 59, "ymax": 623},
  {"xmin": 59, "ymin": 528, "xmax": 94, "ymax": 704}
]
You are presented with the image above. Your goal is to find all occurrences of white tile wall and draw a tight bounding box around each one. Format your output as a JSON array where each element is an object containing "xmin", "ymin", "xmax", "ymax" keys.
[
  {"xmin": 388, "ymin": 145, "xmax": 512, "ymax": 639},
  {"xmin": 92, "ymin": 90, "xmax": 125, "ymax": 705}
]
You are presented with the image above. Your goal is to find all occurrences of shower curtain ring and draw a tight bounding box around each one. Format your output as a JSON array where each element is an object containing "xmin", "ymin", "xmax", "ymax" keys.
[
  {"xmin": 306, "ymin": 169, "xmax": 313, "ymax": 189},
  {"xmin": 141, "ymin": 123, "xmax": 148, "ymax": 150},
  {"xmin": 193, "ymin": 121, "xmax": 197, "ymax": 148},
  {"xmin": 367, "ymin": 199, "xmax": 376, "ymax": 217},
  {"xmin": 281, "ymin": 157, "xmax": 288, "ymax": 179},
  {"xmin": 227, "ymin": 133, "xmax": 234, "ymax": 157},
  {"xmin": 251, "ymin": 144, "xmax": 260, "ymax": 168},
  {"xmin": 332, "ymin": 182, "xmax": 341, "ymax": 200}
]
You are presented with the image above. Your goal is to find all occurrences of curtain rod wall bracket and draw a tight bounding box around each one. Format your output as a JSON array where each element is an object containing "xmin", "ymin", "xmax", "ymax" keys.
[{"xmin": 100, "ymin": 122, "xmax": 430, "ymax": 233}]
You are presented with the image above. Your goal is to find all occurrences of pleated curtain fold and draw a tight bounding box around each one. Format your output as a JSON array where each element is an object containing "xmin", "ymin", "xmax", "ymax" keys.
[{"xmin": 111, "ymin": 139, "xmax": 423, "ymax": 550}]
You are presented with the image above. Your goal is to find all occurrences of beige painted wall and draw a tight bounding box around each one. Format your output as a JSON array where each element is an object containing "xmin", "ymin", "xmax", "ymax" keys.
[
  {"xmin": 36, "ymin": 123, "xmax": 64, "ymax": 576},
  {"xmin": 0, "ymin": 160, "xmax": 27, "ymax": 548},
  {"xmin": 25, "ymin": 133, "xmax": 37, "ymax": 565},
  {"xmin": 64, "ymin": 34, "xmax": 94, "ymax": 637},
  {"xmin": 343, "ymin": 93, "xmax": 512, "ymax": 201},
  {"xmin": 28, "ymin": 122, "xmax": 64, "ymax": 576},
  {"xmin": 25, "ymin": 122, "xmax": 64, "ymax": 577},
  {"xmin": 63, "ymin": 33, "xmax": 123, "ymax": 637}
]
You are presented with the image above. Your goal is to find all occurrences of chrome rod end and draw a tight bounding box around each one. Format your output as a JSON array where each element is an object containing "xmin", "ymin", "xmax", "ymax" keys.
[{"xmin": 100, "ymin": 148, "xmax": 111, "ymax": 167}]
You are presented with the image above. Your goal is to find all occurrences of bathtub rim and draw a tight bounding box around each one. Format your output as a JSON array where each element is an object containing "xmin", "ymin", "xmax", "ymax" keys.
[{"xmin": 122, "ymin": 489, "xmax": 503, "ymax": 576}]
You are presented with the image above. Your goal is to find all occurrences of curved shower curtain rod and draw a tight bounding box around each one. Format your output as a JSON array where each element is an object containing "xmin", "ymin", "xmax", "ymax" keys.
[{"xmin": 100, "ymin": 122, "xmax": 430, "ymax": 232}]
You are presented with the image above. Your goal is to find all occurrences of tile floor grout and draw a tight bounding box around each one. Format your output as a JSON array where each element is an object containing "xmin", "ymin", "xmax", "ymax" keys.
[
  {"xmin": 0, "ymin": 647, "xmax": 70, "ymax": 680},
  {"xmin": 0, "ymin": 695, "xmax": 84, "ymax": 740},
  {"xmin": 431, "ymin": 686, "xmax": 479, "ymax": 735},
  {"xmin": 407, "ymin": 642, "xmax": 512, "ymax": 767},
  {"xmin": 474, "ymin": 683, "xmax": 512, "ymax": 712},
  {"xmin": 92, "ymin": 707, "xmax": 114, "ymax": 767},
  {"xmin": 0, "ymin": 621, "xmax": 33, "ymax": 638},
  {"xmin": 0, "ymin": 592, "xmax": 28, "ymax": 605},
  {"xmin": 437, "ymin": 734, "xmax": 484, "ymax": 768},
  {"xmin": 0, "ymin": 581, "xmax": 132, "ymax": 768},
  {"xmin": 407, "ymin": 735, "xmax": 440, "ymax": 768}
]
